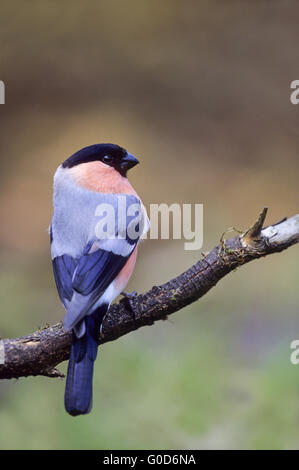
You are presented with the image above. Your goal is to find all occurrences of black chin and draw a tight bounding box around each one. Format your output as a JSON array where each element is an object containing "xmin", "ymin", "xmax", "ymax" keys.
[
  {"xmin": 118, "ymin": 165, "xmax": 128, "ymax": 177},
  {"xmin": 118, "ymin": 159, "xmax": 139, "ymax": 176}
]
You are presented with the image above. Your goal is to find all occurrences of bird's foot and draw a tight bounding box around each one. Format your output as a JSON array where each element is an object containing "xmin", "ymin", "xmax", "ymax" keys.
[{"xmin": 120, "ymin": 291, "xmax": 138, "ymax": 323}]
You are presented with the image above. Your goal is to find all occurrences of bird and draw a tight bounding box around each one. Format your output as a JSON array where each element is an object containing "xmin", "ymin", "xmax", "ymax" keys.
[{"xmin": 50, "ymin": 143, "xmax": 149, "ymax": 416}]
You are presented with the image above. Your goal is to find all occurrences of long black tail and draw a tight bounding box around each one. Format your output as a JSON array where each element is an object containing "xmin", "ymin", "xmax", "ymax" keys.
[{"xmin": 64, "ymin": 307, "xmax": 106, "ymax": 416}]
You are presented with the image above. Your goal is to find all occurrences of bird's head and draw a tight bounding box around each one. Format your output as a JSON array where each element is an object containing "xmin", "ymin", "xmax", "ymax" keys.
[{"xmin": 62, "ymin": 143, "xmax": 139, "ymax": 177}]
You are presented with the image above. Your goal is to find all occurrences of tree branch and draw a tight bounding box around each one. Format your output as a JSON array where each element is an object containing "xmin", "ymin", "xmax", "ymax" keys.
[{"xmin": 0, "ymin": 209, "xmax": 298, "ymax": 380}]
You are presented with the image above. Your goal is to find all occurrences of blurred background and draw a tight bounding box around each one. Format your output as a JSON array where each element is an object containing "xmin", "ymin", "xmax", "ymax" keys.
[{"xmin": 0, "ymin": 0, "xmax": 298, "ymax": 450}]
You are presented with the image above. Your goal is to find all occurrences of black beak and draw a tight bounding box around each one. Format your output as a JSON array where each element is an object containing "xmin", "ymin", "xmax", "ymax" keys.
[{"xmin": 120, "ymin": 153, "xmax": 139, "ymax": 172}]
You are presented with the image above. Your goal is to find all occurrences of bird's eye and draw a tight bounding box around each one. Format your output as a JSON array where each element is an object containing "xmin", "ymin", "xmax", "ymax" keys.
[{"xmin": 103, "ymin": 155, "xmax": 113, "ymax": 163}]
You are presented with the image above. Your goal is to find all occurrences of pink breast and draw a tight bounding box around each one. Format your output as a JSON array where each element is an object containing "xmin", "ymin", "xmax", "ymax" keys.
[
  {"xmin": 69, "ymin": 161, "xmax": 139, "ymax": 196},
  {"xmin": 115, "ymin": 247, "xmax": 138, "ymax": 292}
]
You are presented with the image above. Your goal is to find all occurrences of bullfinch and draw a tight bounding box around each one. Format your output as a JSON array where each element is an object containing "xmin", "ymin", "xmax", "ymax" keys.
[{"xmin": 50, "ymin": 143, "xmax": 149, "ymax": 416}]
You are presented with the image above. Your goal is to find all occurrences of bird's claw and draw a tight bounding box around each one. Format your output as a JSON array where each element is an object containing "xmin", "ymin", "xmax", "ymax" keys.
[
  {"xmin": 120, "ymin": 291, "xmax": 138, "ymax": 323},
  {"xmin": 121, "ymin": 290, "xmax": 137, "ymax": 300}
]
